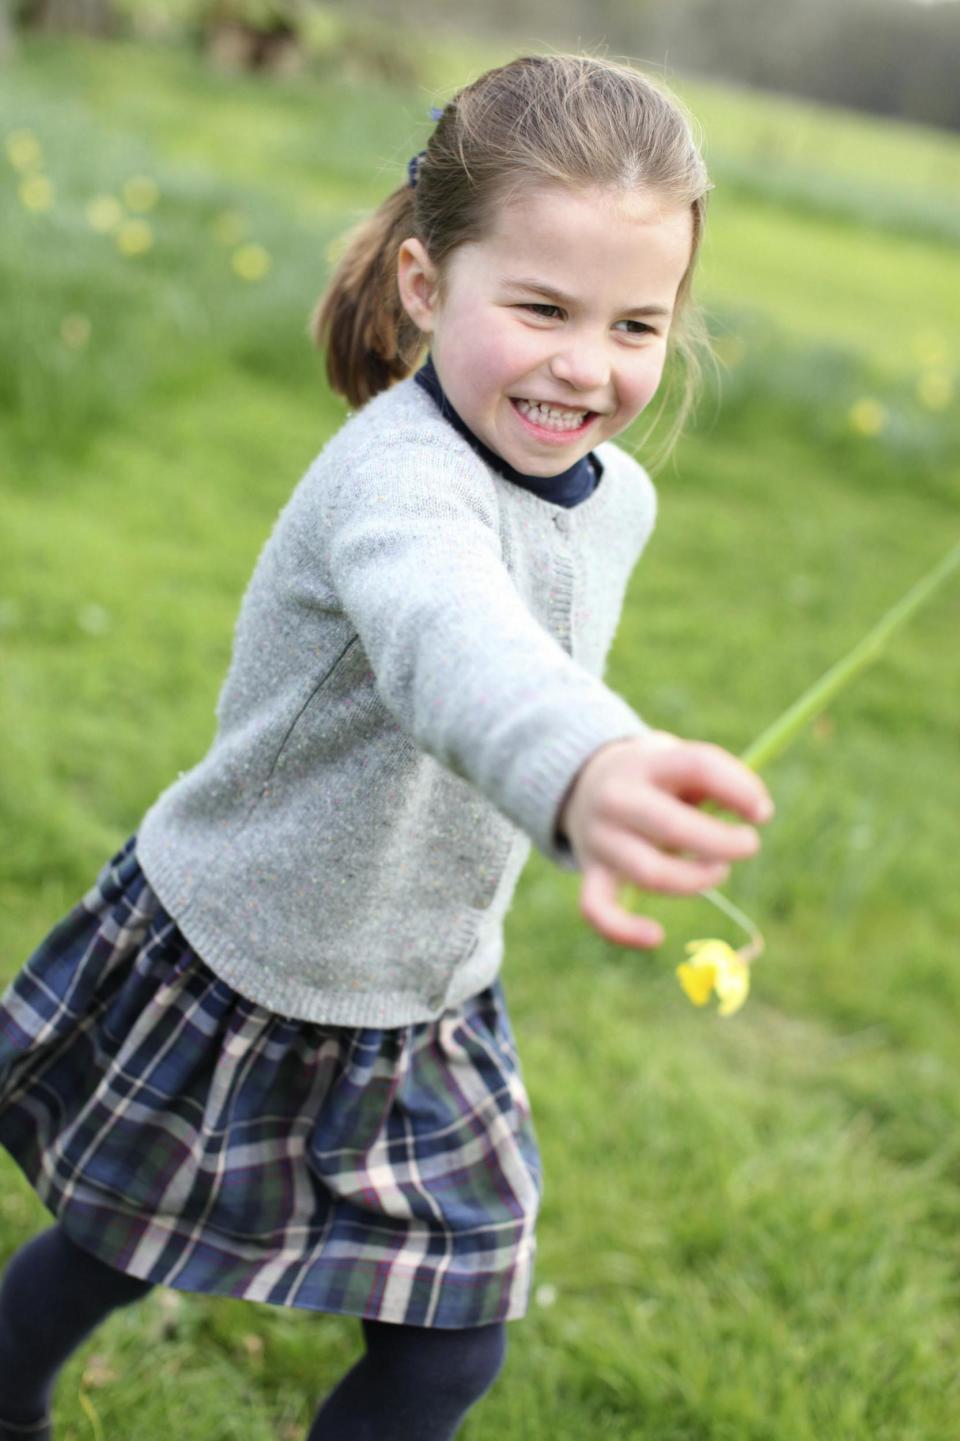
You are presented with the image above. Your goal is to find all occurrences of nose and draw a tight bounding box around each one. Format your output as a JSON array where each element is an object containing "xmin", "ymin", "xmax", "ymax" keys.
[{"xmin": 548, "ymin": 334, "xmax": 611, "ymax": 394}]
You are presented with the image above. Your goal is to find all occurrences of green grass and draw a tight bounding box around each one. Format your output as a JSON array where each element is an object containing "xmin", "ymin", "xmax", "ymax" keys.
[
  {"xmin": 686, "ymin": 75, "xmax": 960, "ymax": 246},
  {"xmin": 2, "ymin": 33, "xmax": 959, "ymax": 1441}
]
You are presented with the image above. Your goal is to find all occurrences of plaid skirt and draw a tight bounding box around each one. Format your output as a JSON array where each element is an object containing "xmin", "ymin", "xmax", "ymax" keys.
[{"xmin": 0, "ymin": 835, "xmax": 542, "ymax": 1328}]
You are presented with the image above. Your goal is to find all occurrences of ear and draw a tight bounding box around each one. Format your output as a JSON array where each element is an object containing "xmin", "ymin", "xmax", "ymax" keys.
[{"xmin": 397, "ymin": 238, "xmax": 440, "ymax": 334}]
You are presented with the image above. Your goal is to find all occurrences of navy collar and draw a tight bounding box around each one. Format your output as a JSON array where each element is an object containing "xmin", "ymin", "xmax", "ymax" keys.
[{"xmin": 414, "ymin": 355, "xmax": 601, "ymax": 508}]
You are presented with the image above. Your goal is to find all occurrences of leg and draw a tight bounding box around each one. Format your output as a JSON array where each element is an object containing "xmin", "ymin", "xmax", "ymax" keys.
[
  {"xmin": 307, "ymin": 1317, "xmax": 507, "ymax": 1441},
  {"xmin": 0, "ymin": 1222, "xmax": 154, "ymax": 1430}
]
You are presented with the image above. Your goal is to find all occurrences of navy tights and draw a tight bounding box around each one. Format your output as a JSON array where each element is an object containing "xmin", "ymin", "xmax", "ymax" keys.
[
  {"xmin": 0, "ymin": 1223, "xmax": 153, "ymax": 1429},
  {"xmin": 306, "ymin": 1315, "xmax": 505, "ymax": 1440},
  {"xmin": 0, "ymin": 1223, "xmax": 506, "ymax": 1440}
]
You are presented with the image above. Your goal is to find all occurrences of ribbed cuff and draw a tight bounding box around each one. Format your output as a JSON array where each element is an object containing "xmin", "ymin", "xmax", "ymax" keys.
[{"xmin": 518, "ymin": 701, "xmax": 651, "ymax": 871}]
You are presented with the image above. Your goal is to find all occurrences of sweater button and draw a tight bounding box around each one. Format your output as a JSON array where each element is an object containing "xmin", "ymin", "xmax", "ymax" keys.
[
  {"xmin": 553, "ymin": 512, "xmax": 568, "ymax": 532},
  {"xmin": 428, "ymin": 992, "xmax": 446, "ymax": 1012}
]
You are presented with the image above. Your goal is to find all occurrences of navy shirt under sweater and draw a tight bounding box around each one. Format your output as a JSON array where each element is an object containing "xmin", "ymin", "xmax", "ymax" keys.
[{"xmin": 414, "ymin": 355, "xmax": 602, "ymax": 508}]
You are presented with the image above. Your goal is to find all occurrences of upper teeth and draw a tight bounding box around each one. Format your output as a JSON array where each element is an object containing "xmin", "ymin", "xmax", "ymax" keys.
[{"xmin": 515, "ymin": 398, "xmax": 588, "ymax": 431}]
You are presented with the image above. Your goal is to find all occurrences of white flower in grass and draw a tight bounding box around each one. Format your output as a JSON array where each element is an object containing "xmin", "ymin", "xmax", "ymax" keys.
[
  {"xmin": 535, "ymin": 1283, "xmax": 558, "ymax": 1308},
  {"xmin": 81, "ymin": 1353, "xmax": 118, "ymax": 1388}
]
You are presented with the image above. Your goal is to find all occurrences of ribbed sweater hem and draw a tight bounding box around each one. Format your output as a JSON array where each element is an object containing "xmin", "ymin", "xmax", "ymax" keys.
[{"xmin": 136, "ymin": 836, "xmax": 505, "ymax": 1028}]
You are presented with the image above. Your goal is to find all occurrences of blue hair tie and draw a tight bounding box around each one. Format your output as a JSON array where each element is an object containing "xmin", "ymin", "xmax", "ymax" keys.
[{"xmin": 407, "ymin": 107, "xmax": 444, "ymax": 188}]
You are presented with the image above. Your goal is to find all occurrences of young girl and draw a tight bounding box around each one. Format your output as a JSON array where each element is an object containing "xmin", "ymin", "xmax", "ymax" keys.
[{"xmin": 0, "ymin": 53, "xmax": 773, "ymax": 1441}]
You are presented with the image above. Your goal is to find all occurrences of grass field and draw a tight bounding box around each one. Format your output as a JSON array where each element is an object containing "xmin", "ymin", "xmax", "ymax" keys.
[{"xmin": 1, "ymin": 33, "xmax": 959, "ymax": 1441}]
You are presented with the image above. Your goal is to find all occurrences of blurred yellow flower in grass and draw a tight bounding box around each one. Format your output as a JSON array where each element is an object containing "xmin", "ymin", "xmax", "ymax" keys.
[
  {"xmin": 677, "ymin": 940, "xmax": 750, "ymax": 1017},
  {"xmin": 916, "ymin": 370, "xmax": 953, "ymax": 412},
  {"xmin": 232, "ymin": 242, "xmax": 271, "ymax": 281},
  {"xmin": 60, "ymin": 313, "xmax": 92, "ymax": 349},
  {"xmin": 911, "ymin": 329, "xmax": 948, "ymax": 368},
  {"xmin": 19, "ymin": 174, "xmax": 54, "ymax": 212},
  {"xmin": 213, "ymin": 209, "xmax": 247, "ymax": 245},
  {"xmin": 122, "ymin": 175, "xmax": 159, "ymax": 212},
  {"xmin": 6, "ymin": 128, "xmax": 43, "ymax": 172},
  {"xmin": 86, "ymin": 194, "xmax": 123, "ymax": 233},
  {"xmin": 848, "ymin": 397, "xmax": 887, "ymax": 437},
  {"xmin": 116, "ymin": 219, "xmax": 154, "ymax": 256}
]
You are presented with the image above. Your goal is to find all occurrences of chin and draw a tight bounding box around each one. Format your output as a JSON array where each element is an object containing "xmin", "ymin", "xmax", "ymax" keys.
[
  {"xmin": 527, "ymin": 448, "xmax": 589, "ymax": 476},
  {"xmin": 526, "ymin": 457, "xmax": 579, "ymax": 477}
]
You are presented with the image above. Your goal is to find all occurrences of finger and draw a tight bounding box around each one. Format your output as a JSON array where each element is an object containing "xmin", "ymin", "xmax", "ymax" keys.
[
  {"xmin": 579, "ymin": 865, "xmax": 664, "ymax": 949},
  {"xmin": 621, "ymin": 835, "xmax": 732, "ymax": 895},
  {"xmin": 588, "ymin": 825, "xmax": 731, "ymax": 895},
  {"xmin": 648, "ymin": 743, "xmax": 775, "ymax": 824},
  {"xmin": 621, "ymin": 788, "xmax": 761, "ymax": 863}
]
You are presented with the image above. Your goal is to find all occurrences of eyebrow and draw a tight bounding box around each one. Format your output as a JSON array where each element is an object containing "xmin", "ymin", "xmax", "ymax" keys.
[{"xmin": 501, "ymin": 277, "xmax": 672, "ymax": 319}]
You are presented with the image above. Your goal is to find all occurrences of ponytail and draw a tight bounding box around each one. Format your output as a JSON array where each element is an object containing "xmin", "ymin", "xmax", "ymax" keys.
[{"xmin": 311, "ymin": 185, "xmax": 426, "ymax": 409}]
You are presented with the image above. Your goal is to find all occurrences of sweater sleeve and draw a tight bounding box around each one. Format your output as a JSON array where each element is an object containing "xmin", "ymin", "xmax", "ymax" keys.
[{"xmin": 317, "ymin": 437, "xmax": 651, "ymax": 871}]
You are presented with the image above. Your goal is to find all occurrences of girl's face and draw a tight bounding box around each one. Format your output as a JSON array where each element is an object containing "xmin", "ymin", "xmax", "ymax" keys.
[{"xmin": 398, "ymin": 183, "xmax": 694, "ymax": 476}]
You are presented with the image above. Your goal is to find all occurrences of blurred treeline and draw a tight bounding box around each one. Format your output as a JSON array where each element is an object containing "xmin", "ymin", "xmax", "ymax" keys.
[{"xmin": 3, "ymin": 0, "xmax": 960, "ymax": 133}]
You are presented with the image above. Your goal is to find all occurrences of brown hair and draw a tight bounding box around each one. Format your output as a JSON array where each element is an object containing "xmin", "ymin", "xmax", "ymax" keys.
[{"xmin": 312, "ymin": 53, "xmax": 712, "ymax": 458}]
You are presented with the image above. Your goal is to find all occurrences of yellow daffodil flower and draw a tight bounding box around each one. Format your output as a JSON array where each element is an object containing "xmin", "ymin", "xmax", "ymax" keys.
[
  {"xmin": 231, "ymin": 243, "xmax": 271, "ymax": 281},
  {"xmin": 116, "ymin": 219, "xmax": 154, "ymax": 256},
  {"xmin": 122, "ymin": 175, "xmax": 159, "ymax": 212},
  {"xmin": 19, "ymin": 175, "xmax": 53, "ymax": 212},
  {"xmin": 677, "ymin": 939, "xmax": 750, "ymax": 1017},
  {"xmin": 848, "ymin": 398, "xmax": 887, "ymax": 437},
  {"xmin": 910, "ymin": 330, "xmax": 948, "ymax": 368},
  {"xmin": 6, "ymin": 129, "xmax": 43, "ymax": 172},
  {"xmin": 86, "ymin": 194, "xmax": 123, "ymax": 233},
  {"xmin": 916, "ymin": 370, "xmax": 953, "ymax": 412}
]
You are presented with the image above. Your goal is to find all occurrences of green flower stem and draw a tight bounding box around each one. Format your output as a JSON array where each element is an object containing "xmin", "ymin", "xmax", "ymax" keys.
[
  {"xmin": 700, "ymin": 886, "xmax": 765, "ymax": 962},
  {"xmin": 697, "ymin": 541, "xmax": 959, "ymax": 967},
  {"xmin": 739, "ymin": 541, "xmax": 960, "ymax": 774},
  {"xmin": 627, "ymin": 544, "xmax": 958, "ymax": 957}
]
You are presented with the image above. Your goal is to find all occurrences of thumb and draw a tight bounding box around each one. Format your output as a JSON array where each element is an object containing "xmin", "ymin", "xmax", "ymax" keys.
[{"xmin": 579, "ymin": 864, "xmax": 665, "ymax": 950}]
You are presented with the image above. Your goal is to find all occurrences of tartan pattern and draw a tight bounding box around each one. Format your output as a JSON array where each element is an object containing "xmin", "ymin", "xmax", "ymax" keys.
[{"xmin": 0, "ymin": 836, "xmax": 542, "ymax": 1328}]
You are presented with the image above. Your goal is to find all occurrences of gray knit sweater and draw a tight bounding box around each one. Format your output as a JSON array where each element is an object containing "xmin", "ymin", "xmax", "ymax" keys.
[{"xmin": 136, "ymin": 378, "xmax": 656, "ymax": 1026}]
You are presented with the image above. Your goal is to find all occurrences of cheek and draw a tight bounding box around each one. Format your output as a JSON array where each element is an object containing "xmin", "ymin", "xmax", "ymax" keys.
[
  {"xmin": 623, "ymin": 352, "xmax": 668, "ymax": 414},
  {"xmin": 441, "ymin": 345, "xmax": 500, "ymax": 412},
  {"xmin": 444, "ymin": 322, "xmax": 528, "ymax": 398}
]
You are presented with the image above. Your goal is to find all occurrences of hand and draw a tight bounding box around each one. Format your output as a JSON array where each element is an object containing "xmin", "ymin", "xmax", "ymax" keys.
[{"xmin": 557, "ymin": 729, "xmax": 775, "ymax": 949}]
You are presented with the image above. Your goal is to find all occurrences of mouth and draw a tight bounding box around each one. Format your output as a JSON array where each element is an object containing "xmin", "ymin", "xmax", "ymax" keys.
[{"xmin": 510, "ymin": 397, "xmax": 599, "ymax": 440}]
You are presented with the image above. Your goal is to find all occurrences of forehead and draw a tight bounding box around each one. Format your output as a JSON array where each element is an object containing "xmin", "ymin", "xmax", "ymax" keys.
[{"xmin": 464, "ymin": 182, "xmax": 693, "ymax": 288}]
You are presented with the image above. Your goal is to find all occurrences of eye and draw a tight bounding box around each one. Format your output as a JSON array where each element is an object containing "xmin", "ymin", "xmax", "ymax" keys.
[
  {"xmin": 615, "ymin": 318, "xmax": 656, "ymax": 336},
  {"xmin": 522, "ymin": 302, "xmax": 564, "ymax": 320}
]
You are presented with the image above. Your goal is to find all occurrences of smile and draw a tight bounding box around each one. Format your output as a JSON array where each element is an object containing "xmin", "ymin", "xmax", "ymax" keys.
[{"xmin": 511, "ymin": 398, "xmax": 597, "ymax": 435}]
